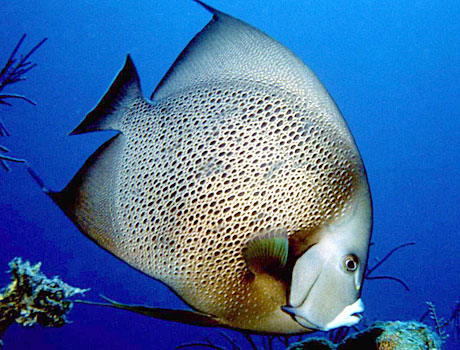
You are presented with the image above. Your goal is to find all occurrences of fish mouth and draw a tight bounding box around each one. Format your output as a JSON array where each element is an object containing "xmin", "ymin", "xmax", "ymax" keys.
[
  {"xmin": 282, "ymin": 299, "xmax": 365, "ymax": 331},
  {"xmin": 322, "ymin": 299, "xmax": 365, "ymax": 331}
]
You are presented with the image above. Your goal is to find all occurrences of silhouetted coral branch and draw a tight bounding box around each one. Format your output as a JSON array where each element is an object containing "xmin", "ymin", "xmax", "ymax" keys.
[
  {"xmin": 175, "ymin": 342, "xmax": 228, "ymax": 350},
  {"xmin": 0, "ymin": 144, "xmax": 26, "ymax": 171},
  {"xmin": 219, "ymin": 331, "xmax": 241, "ymax": 350},
  {"xmin": 174, "ymin": 332, "xmax": 294, "ymax": 350},
  {"xmin": 0, "ymin": 154, "xmax": 26, "ymax": 171},
  {"xmin": 242, "ymin": 333, "xmax": 258, "ymax": 350},
  {"xmin": 0, "ymin": 34, "xmax": 46, "ymax": 171},
  {"xmin": 366, "ymin": 242, "xmax": 415, "ymax": 276},
  {"xmin": 365, "ymin": 242, "xmax": 415, "ymax": 291},
  {"xmin": 264, "ymin": 335, "xmax": 277, "ymax": 350},
  {"xmin": 0, "ymin": 35, "xmax": 47, "ymax": 99},
  {"xmin": 0, "ymin": 93, "xmax": 36, "ymax": 107},
  {"xmin": 364, "ymin": 275, "xmax": 411, "ymax": 292},
  {"xmin": 327, "ymin": 326, "xmax": 353, "ymax": 344},
  {"xmin": 0, "ymin": 119, "xmax": 9, "ymax": 136}
]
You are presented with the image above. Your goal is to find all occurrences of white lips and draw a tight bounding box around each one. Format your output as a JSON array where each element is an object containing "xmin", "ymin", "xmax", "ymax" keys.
[
  {"xmin": 283, "ymin": 298, "xmax": 365, "ymax": 331},
  {"xmin": 324, "ymin": 298, "xmax": 364, "ymax": 330}
]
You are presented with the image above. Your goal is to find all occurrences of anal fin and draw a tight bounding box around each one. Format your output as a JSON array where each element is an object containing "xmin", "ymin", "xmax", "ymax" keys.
[
  {"xmin": 50, "ymin": 133, "xmax": 125, "ymax": 252},
  {"xmin": 77, "ymin": 296, "xmax": 224, "ymax": 329}
]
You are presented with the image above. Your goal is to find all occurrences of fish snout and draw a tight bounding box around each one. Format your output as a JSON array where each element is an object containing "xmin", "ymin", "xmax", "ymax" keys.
[
  {"xmin": 322, "ymin": 298, "xmax": 364, "ymax": 330},
  {"xmin": 282, "ymin": 298, "xmax": 365, "ymax": 331}
]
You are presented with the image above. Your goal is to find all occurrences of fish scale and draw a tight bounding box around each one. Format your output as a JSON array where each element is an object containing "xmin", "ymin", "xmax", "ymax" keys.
[{"xmin": 107, "ymin": 81, "xmax": 359, "ymax": 327}]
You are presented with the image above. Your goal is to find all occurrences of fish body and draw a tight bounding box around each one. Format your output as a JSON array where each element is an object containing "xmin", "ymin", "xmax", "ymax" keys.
[{"xmin": 46, "ymin": 1, "xmax": 372, "ymax": 334}]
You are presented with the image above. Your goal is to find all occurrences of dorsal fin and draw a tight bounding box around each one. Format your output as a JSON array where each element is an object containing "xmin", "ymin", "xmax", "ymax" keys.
[
  {"xmin": 71, "ymin": 55, "xmax": 143, "ymax": 135},
  {"xmin": 243, "ymin": 228, "xmax": 289, "ymax": 275},
  {"xmin": 151, "ymin": 1, "xmax": 330, "ymax": 104},
  {"xmin": 192, "ymin": 0, "xmax": 220, "ymax": 14}
]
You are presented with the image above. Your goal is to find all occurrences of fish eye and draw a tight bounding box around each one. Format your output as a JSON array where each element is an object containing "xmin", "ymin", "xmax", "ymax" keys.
[{"xmin": 342, "ymin": 254, "xmax": 359, "ymax": 272}]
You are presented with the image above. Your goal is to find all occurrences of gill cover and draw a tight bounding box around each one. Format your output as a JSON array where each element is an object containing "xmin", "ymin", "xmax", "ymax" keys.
[{"xmin": 284, "ymin": 186, "xmax": 372, "ymax": 331}]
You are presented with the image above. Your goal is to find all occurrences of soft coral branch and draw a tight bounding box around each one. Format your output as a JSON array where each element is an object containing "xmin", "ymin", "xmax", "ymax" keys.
[
  {"xmin": 0, "ymin": 258, "xmax": 88, "ymax": 348},
  {"xmin": 0, "ymin": 34, "xmax": 46, "ymax": 171},
  {"xmin": 0, "ymin": 35, "xmax": 47, "ymax": 93}
]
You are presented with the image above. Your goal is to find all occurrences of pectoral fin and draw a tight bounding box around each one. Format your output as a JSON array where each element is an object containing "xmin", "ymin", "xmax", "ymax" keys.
[{"xmin": 243, "ymin": 228, "xmax": 289, "ymax": 275}]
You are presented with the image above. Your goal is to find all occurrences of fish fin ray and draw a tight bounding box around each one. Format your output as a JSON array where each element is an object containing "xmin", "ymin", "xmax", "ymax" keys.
[
  {"xmin": 191, "ymin": 0, "xmax": 221, "ymax": 16},
  {"xmin": 52, "ymin": 134, "xmax": 124, "ymax": 250},
  {"xmin": 151, "ymin": 2, "xmax": 326, "ymax": 102},
  {"xmin": 243, "ymin": 228, "xmax": 289, "ymax": 274},
  {"xmin": 78, "ymin": 295, "xmax": 224, "ymax": 328},
  {"xmin": 71, "ymin": 55, "xmax": 143, "ymax": 135}
]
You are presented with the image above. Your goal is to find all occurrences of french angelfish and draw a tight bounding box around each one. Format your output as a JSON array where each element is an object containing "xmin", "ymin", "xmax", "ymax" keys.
[{"xmin": 36, "ymin": 0, "xmax": 373, "ymax": 334}]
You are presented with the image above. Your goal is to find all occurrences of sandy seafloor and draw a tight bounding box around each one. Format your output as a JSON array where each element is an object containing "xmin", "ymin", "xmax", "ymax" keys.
[{"xmin": 0, "ymin": 0, "xmax": 459, "ymax": 349}]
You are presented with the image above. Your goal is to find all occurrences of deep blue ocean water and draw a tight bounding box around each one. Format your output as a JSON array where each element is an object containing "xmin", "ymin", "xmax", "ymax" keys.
[{"xmin": 1, "ymin": 0, "xmax": 459, "ymax": 349}]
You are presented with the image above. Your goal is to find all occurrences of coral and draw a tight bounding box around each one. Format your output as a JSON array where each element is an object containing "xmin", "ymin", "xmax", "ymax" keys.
[
  {"xmin": 0, "ymin": 257, "xmax": 88, "ymax": 348},
  {"xmin": 283, "ymin": 321, "xmax": 442, "ymax": 350},
  {"xmin": 338, "ymin": 321, "xmax": 441, "ymax": 350},
  {"xmin": 0, "ymin": 34, "xmax": 46, "ymax": 171},
  {"xmin": 425, "ymin": 301, "xmax": 450, "ymax": 341},
  {"xmin": 365, "ymin": 242, "xmax": 415, "ymax": 291},
  {"xmin": 0, "ymin": 34, "xmax": 46, "ymax": 107},
  {"xmin": 376, "ymin": 321, "xmax": 441, "ymax": 350},
  {"xmin": 420, "ymin": 300, "xmax": 460, "ymax": 347}
]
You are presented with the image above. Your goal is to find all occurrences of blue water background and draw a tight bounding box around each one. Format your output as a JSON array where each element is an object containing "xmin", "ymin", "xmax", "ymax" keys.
[{"xmin": 1, "ymin": 0, "xmax": 458, "ymax": 349}]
